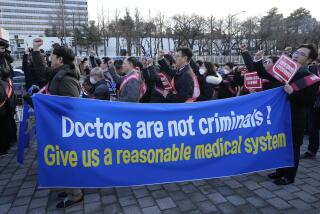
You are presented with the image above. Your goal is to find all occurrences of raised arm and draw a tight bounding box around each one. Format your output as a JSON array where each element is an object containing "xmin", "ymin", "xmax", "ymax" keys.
[
  {"xmin": 107, "ymin": 65, "xmax": 125, "ymax": 85},
  {"xmin": 239, "ymin": 44, "xmax": 256, "ymax": 72},
  {"xmin": 31, "ymin": 39, "xmax": 55, "ymax": 84},
  {"xmin": 189, "ymin": 58, "xmax": 201, "ymax": 76},
  {"xmin": 158, "ymin": 58, "xmax": 176, "ymax": 77}
]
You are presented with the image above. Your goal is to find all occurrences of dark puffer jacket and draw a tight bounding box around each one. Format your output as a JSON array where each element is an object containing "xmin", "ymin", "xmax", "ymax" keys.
[{"xmin": 32, "ymin": 51, "xmax": 80, "ymax": 97}]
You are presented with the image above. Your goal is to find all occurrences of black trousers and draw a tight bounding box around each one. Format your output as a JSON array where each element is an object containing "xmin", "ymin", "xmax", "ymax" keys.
[
  {"xmin": 307, "ymin": 107, "xmax": 320, "ymax": 154},
  {"xmin": 276, "ymin": 105, "xmax": 307, "ymax": 180},
  {"xmin": 0, "ymin": 114, "xmax": 11, "ymax": 153},
  {"xmin": 9, "ymin": 112, "xmax": 17, "ymax": 143}
]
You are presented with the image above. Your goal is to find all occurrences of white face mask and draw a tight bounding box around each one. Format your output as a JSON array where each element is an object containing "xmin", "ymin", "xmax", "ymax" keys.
[
  {"xmin": 199, "ymin": 67, "xmax": 207, "ymax": 75},
  {"xmin": 90, "ymin": 77, "xmax": 97, "ymax": 84},
  {"xmin": 223, "ymin": 69, "xmax": 231, "ymax": 75}
]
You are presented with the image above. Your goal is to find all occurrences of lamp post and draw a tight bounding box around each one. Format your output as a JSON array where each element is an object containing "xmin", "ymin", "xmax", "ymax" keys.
[{"xmin": 229, "ymin": 11, "xmax": 246, "ymax": 61}]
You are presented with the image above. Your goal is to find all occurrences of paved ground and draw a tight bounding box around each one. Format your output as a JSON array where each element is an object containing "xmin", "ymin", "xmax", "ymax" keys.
[{"xmin": 0, "ymin": 138, "xmax": 320, "ymax": 214}]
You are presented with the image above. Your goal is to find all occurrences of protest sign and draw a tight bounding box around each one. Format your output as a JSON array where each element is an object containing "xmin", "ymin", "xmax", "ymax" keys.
[
  {"xmin": 244, "ymin": 72, "xmax": 262, "ymax": 90},
  {"xmin": 272, "ymin": 55, "xmax": 301, "ymax": 83}
]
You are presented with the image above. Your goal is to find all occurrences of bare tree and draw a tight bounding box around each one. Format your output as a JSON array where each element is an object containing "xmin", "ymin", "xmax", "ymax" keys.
[
  {"xmin": 115, "ymin": 8, "xmax": 120, "ymax": 56},
  {"xmin": 152, "ymin": 12, "xmax": 167, "ymax": 55},
  {"xmin": 172, "ymin": 14, "xmax": 206, "ymax": 50},
  {"xmin": 46, "ymin": 0, "xmax": 71, "ymax": 44},
  {"xmin": 118, "ymin": 9, "xmax": 135, "ymax": 55},
  {"xmin": 52, "ymin": 6, "xmax": 320, "ymax": 57},
  {"xmin": 98, "ymin": 7, "xmax": 110, "ymax": 56}
]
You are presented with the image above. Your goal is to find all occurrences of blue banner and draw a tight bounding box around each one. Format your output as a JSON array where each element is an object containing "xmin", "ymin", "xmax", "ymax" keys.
[{"xmin": 32, "ymin": 87, "xmax": 293, "ymax": 188}]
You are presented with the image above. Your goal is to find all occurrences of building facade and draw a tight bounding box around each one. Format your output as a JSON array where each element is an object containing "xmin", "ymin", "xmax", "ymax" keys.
[{"xmin": 0, "ymin": 0, "xmax": 88, "ymax": 50}]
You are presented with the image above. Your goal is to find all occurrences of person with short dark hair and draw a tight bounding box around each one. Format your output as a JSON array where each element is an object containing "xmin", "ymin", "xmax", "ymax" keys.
[
  {"xmin": 225, "ymin": 62, "xmax": 234, "ymax": 71},
  {"xmin": 176, "ymin": 47, "xmax": 193, "ymax": 61},
  {"xmin": 102, "ymin": 57, "xmax": 112, "ymax": 64},
  {"xmin": 100, "ymin": 57, "xmax": 113, "ymax": 71},
  {"xmin": 136, "ymin": 61, "xmax": 144, "ymax": 71},
  {"xmin": 31, "ymin": 40, "xmax": 80, "ymax": 97},
  {"xmin": 126, "ymin": 56, "xmax": 137, "ymax": 68},
  {"xmin": 107, "ymin": 57, "xmax": 143, "ymax": 102},
  {"xmin": 79, "ymin": 57, "xmax": 90, "ymax": 76},
  {"xmin": 296, "ymin": 44, "xmax": 318, "ymax": 62},
  {"xmin": 196, "ymin": 60, "xmax": 203, "ymax": 68},
  {"xmin": 266, "ymin": 44, "xmax": 320, "ymax": 185},
  {"xmin": 114, "ymin": 59, "xmax": 124, "ymax": 76},
  {"xmin": 32, "ymin": 38, "xmax": 82, "ymax": 208},
  {"xmin": 158, "ymin": 48, "xmax": 198, "ymax": 103}
]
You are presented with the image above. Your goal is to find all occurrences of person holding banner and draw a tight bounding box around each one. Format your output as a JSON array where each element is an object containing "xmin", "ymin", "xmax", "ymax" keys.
[
  {"xmin": 32, "ymin": 38, "xmax": 83, "ymax": 208},
  {"xmin": 301, "ymin": 62, "xmax": 320, "ymax": 159},
  {"xmin": 262, "ymin": 44, "xmax": 320, "ymax": 185}
]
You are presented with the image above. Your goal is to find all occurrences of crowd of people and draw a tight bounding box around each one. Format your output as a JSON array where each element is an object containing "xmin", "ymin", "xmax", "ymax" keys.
[{"xmin": 0, "ymin": 36, "xmax": 319, "ymax": 208}]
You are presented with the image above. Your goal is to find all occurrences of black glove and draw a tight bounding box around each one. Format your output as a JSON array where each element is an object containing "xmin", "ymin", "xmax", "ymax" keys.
[{"xmin": 23, "ymin": 94, "xmax": 34, "ymax": 108}]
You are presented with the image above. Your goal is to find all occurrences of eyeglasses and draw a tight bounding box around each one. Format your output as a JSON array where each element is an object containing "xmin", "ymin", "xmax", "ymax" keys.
[
  {"xmin": 293, "ymin": 51, "xmax": 308, "ymax": 58},
  {"xmin": 263, "ymin": 59, "xmax": 272, "ymax": 65}
]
